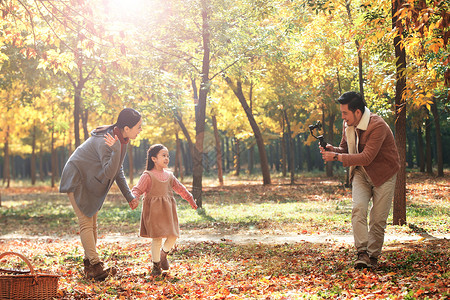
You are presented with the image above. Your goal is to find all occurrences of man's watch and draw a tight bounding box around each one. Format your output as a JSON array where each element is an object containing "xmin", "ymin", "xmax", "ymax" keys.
[{"xmin": 333, "ymin": 153, "xmax": 338, "ymax": 161}]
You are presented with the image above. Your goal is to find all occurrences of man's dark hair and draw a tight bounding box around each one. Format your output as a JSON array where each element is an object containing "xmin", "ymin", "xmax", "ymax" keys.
[{"xmin": 337, "ymin": 92, "xmax": 366, "ymax": 113}]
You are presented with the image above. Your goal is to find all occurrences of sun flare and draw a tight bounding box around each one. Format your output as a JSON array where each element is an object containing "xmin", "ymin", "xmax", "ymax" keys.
[{"xmin": 107, "ymin": 0, "xmax": 148, "ymax": 18}]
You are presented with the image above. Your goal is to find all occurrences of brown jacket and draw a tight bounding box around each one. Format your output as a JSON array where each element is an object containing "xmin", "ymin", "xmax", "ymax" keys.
[{"xmin": 333, "ymin": 111, "xmax": 400, "ymax": 187}]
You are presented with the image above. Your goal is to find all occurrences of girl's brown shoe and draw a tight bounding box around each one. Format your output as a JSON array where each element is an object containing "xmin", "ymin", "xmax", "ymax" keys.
[
  {"xmin": 152, "ymin": 262, "xmax": 161, "ymax": 276},
  {"xmin": 160, "ymin": 249, "xmax": 170, "ymax": 270}
]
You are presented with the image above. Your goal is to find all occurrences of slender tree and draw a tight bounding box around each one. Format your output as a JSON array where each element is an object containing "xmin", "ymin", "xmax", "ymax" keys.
[
  {"xmin": 211, "ymin": 111, "xmax": 224, "ymax": 186},
  {"xmin": 283, "ymin": 110, "xmax": 295, "ymax": 184},
  {"xmin": 392, "ymin": 0, "xmax": 407, "ymax": 226},
  {"xmin": 224, "ymin": 77, "xmax": 271, "ymax": 185},
  {"xmin": 430, "ymin": 99, "xmax": 444, "ymax": 176}
]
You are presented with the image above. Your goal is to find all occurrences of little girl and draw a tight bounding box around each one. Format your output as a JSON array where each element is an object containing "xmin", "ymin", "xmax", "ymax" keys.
[{"xmin": 130, "ymin": 144, "xmax": 197, "ymax": 275}]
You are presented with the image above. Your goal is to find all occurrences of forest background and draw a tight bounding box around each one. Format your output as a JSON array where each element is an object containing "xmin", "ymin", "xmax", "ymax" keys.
[
  {"xmin": 0, "ymin": 1, "xmax": 449, "ymax": 299},
  {"xmin": 0, "ymin": 0, "xmax": 449, "ymax": 219}
]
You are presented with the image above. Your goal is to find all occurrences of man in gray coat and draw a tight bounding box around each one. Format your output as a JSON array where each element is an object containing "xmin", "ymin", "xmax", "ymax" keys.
[{"xmin": 60, "ymin": 108, "xmax": 142, "ymax": 281}]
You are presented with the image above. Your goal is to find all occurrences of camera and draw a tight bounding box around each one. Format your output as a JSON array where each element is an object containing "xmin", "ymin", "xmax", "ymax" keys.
[
  {"xmin": 308, "ymin": 120, "xmax": 322, "ymax": 132},
  {"xmin": 308, "ymin": 121, "xmax": 328, "ymax": 150}
]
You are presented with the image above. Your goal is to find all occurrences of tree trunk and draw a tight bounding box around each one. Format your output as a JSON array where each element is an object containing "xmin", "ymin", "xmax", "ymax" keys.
[
  {"xmin": 392, "ymin": 0, "xmax": 407, "ymax": 226},
  {"xmin": 275, "ymin": 141, "xmax": 280, "ymax": 172},
  {"xmin": 192, "ymin": 78, "xmax": 199, "ymax": 121},
  {"xmin": 281, "ymin": 130, "xmax": 287, "ymax": 177},
  {"xmin": 325, "ymin": 112, "xmax": 336, "ymax": 177},
  {"xmin": 248, "ymin": 145, "xmax": 254, "ymax": 174},
  {"xmin": 175, "ymin": 113, "xmax": 194, "ymax": 150},
  {"xmin": 284, "ymin": 110, "xmax": 295, "ymax": 184},
  {"xmin": 11, "ymin": 152, "xmax": 15, "ymax": 181},
  {"xmin": 3, "ymin": 127, "xmax": 10, "ymax": 188},
  {"xmin": 55, "ymin": 146, "xmax": 60, "ymax": 179},
  {"xmin": 212, "ymin": 113, "xmax": 224, "ymax": 186},
  {"xmin": 174, "ymin": 131, "xmax": 183, "ymax": 180},
  {"xmin": 406, "ymin": 127, "xmax": 414, "ymax": 168},
  {"xmin": 73, "ymin": 86, "xmax": 82, "ymax": 148},
  {"xmin": 180, "ymin": 141, "xmax": 190, "ymax": 176},
  {"xmin": 234, "ymin": 138, "xmax": 240, "ymax": 176},
  {"xmin": 39, "ymin": 144, "xmax": 45, "ymax": 181},
  {"xmin": 430, "ymin": 100, "xmax": 443, "ymax": 176},
  {"xmin": 175, "ymin": 111, "xmax": 194, "ymax": 175},
  {"xmin": 225, "ymin": 137, "xmax": 230, "ymax": 171},
  {"xmin": 356, "ymin": 42, "xmax": 364, "ymax": 97},
  {"xmin": 31, "ymin": 125, "xmax": 37, "ymax": 185},
  {"xmin": 67, "ymin": 65, "xmax": 95, "ymax": 148},
  {"xmin": 417, "ymin": 121, "xmax": 425, "ymax": 172},
  {"xmin": 191, "ymin": 0, "xmax": 211, "ymax": 207},
  {"xmin": 82, "ymin": 108, "xmax": 89, "ymax": 141},
  {"xmin": 268, "ymin": 144, "xmax": 274, "ymax": 171},
  {"xmin": 425, "ymin": 112, "xmax": 433, "ymax": 174},
  {"xmin": 248, "ymin": 83, "xmax": 254, "ymax": 175},
  {"xmin": 224, "ymin": 77, "xmax": 271, "ymax": 185},
  {"xmin": 51, "ymin": 124, "xmax": 56, "ymax": 188},
  {"xmin": 306, "ymin": 145, "xmax": 312, "ymax": 172},
  {"xmin": 296, "ymin": 136, "xmax": 303, "ymax": 171}
]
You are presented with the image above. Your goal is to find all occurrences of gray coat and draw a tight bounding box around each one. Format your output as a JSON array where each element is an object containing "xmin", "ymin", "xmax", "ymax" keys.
[{"xmin": 59, "ymin": 127, "xmax": 135, "ymax": 217}]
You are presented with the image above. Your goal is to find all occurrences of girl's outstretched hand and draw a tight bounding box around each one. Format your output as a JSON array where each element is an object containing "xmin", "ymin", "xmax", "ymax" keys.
[
  {"xmin": 190, "ymin": 198, "xmax": 198, "ymax": 210},
  {"xmin": 104, "ymin": 132, "xmax": 118, "ymax": 147},
  {"xmin": 129, "ymin": 198, "xmax": 139, "ymax": 210}
]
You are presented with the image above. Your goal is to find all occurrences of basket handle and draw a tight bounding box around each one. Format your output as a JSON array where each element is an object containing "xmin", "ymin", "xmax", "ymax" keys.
[{"xmin": 0, "ymin": 252, "xmax": 35, "ymax": 275}]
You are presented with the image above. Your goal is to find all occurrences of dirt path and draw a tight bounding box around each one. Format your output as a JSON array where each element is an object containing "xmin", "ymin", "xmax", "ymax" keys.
[{"xmin": 1, "ymin": 229, "xmax": 448, "ymax": 245}]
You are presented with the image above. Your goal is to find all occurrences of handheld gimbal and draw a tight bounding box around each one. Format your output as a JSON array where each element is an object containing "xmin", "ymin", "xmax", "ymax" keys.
[{"xmin": 308, "ymin": 121, "xmax": 328, "ymax": 150}]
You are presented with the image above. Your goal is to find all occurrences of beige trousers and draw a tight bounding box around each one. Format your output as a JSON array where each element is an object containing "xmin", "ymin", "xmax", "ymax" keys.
[
  {"xmin": 151, "ymin": 236, "xmax": 177, "ymax": 263},
  {"xmin": 351, "ymin": 167, "xmax": 397, "ymax": 258},
  {"xmin": 68, "ymin": 193, "xmax": 101, "ymax": 265}
]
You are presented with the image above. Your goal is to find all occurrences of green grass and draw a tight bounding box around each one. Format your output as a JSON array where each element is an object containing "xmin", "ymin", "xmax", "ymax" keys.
[
  {"xmin": 0, "ymin": 196, "xmax": 445, "ymax": 238},
  {"xmin": 0, "ymin": 174, "xmax": 448, "ymax": 237}
]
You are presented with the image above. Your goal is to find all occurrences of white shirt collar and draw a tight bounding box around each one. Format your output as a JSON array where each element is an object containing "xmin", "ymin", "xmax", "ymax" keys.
[{"xmin": 356, "ymin": 107, "xmax": 371, "ymax": 131}]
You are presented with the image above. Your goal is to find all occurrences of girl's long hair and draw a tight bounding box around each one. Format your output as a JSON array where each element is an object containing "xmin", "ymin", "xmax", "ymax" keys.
[{"xmin": 146, "ymin": 144, "xmax": 166, "ymax": 170}]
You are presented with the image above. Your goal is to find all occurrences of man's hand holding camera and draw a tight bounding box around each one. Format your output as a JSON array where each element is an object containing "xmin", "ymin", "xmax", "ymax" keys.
[
  {"xmin": 308, "ymin": 120, "xmax": 341, "ymax": 163},
  {"xmin": 320, "ymin": 144, "xmax": 341, "ymax": 163}
]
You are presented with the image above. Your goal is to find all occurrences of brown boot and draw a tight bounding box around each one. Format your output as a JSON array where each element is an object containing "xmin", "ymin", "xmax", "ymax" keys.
[
  {"xmin": 369, "ymin": 257, "xmax": 378, "ymax": 269},
  {"xmin": 83, "ymin": 259, "xmax": 91, "ymax": 276},
  {"xmin": 86, "ymin": 262, "xmax": 109, "ymax": 281},
  {"xmin": 151, "ymin": 262, "xmax": 161, "ymax": 276},
  {"xmin": 160, "ymin": 249, "xmax": 170, "ymax": 271},
  {"xmin": 355, "ymin": 251, "xmax": 371, "ymax": 269}
]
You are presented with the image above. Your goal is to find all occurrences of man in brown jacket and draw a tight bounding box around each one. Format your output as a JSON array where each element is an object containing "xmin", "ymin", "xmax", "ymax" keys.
[{"xmin": 321, "ymin": 91, "xmax": 400, "ymax": 269}]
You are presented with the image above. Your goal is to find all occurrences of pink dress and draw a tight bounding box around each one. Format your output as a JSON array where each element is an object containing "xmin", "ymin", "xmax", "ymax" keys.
[{"xmin": 132, "ymin": 170, "xmax": 194, "ymax": 238}]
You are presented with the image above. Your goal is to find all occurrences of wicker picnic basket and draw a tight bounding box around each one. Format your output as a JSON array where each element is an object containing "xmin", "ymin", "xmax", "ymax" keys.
[{"xmin": 0, "ymin": 252, "xmax": 59, "ymax": 300}]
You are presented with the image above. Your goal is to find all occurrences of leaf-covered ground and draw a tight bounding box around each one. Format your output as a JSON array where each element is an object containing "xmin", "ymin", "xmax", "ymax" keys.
[
  {"xmin": 0, "ymin": 172, "xmax": 449, "ymax": 299},
  {"xmin": 0, "ymin": 238, "xmax": 448, "ymax": 299}
]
